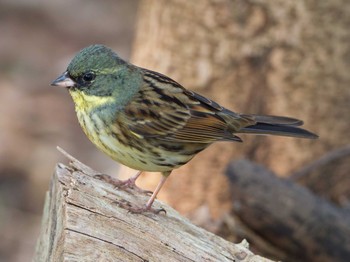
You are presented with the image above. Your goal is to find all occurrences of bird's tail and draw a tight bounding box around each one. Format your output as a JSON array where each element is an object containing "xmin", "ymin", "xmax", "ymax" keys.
[{"xmin": 238, "ymin": 114, "xmax": 318, "ymax": 139}]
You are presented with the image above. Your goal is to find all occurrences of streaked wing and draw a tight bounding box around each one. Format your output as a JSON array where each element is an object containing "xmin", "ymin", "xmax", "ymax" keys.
[
  {"xmin": 119, "ymin": 73, "xmax": 191, "ymax": 137},
  {"xmin": 119, "ymin": 69, "xmax": 249, "ymax": 143}
]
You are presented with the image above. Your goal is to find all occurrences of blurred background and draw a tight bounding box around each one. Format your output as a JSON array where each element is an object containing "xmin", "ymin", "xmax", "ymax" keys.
[
  {"xmin": 0, "ymin": 1, "xmax": 140, "ymax": 261},
  {"xmin": 1, "ymin": 0, "xmax": 349, "ymax": 261}
]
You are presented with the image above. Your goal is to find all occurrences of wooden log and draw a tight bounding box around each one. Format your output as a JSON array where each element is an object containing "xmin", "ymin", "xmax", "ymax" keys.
[
  {"xmin": 290, "ymin": 144, "xmax": 350, "ymax": 206},
  {"xmin": 34, "ymin": 148, "xmax": 272, "ymax": 262},
  {"xmin": 225, "ymin": 159, "xmax": 350, "ymax": 262}
]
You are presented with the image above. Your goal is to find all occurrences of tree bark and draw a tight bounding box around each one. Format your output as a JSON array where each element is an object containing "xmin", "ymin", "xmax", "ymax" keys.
[
  {"xmin": 131, "ymin": 0, "xmax": 350, "ymax": 217},
  {"xmin": 34, "ymin": 149, "xmax": 271, "ymax": 262}
]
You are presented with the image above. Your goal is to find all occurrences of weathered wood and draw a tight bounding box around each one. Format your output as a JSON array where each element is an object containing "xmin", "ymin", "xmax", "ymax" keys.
[
  {"xmin": 225, "ymin": 159, "xmax": 350, "ymax": 262},
  {"xmin": 34, "ymin": 149, "xmax": 272, "ymax": 262}
]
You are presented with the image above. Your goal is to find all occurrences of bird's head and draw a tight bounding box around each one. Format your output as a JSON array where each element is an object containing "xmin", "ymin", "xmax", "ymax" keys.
[{"xmin": 51, "ymin": 45, "xmax": 135, "ymax": 97}]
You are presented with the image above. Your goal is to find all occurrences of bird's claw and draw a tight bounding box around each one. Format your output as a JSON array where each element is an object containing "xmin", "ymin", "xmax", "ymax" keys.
[
  {"xmin": 127, "ymin": 206, "xmax": 167, "ymax": 215},
  {"xmin": 116, "ymin": 200, "xmax": 166, "ymax": 215},
  {"xmin": 94, "ymin": 174, "xmax": 152, "ymax": 195}
]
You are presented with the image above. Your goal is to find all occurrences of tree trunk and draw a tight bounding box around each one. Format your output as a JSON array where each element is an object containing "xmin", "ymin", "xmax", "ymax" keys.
[
  {"xmin": 131, "ymin": 0, "xmax": 350, "ymax": 217},
  {"xmin": 34, "ymin": 148, "xmax": 271, "ymax": 262}
]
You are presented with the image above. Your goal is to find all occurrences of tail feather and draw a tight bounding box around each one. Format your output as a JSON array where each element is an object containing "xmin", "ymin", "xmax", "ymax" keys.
[
  {"xmin": 239, "ymin": 115, "xmax": 318, "ymax": 139},
  {"xmin": 246, "ymin": 114, "xmax": 304, "ymax": 126}
]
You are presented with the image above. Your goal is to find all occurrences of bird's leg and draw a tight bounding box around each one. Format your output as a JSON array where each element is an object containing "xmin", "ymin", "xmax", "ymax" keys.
[
  {"xmin": 95, "ymin": 171, "xmax": 152, "ymax": 195},
  {"xmin": 124, "ymin": 171, "xmax": 171, "ymax": 214},
  {"xmin": 145, "ymin": 175, "xmax": 168, "ymax": 210}
]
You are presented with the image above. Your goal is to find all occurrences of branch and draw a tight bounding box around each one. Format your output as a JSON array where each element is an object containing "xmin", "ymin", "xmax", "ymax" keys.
[
  {"xmin": 290, "ymin": 144, "xmax": 350, "ymax": 180},
  {"xmin": 225, "ymin": 159, "xmax": 350, "ymax": 262}
]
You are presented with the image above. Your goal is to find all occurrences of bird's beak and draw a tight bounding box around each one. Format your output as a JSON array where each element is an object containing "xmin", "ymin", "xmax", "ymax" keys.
[{"xmin": 51, "ymin": 71, "xmax": 76, "ymax": 88}]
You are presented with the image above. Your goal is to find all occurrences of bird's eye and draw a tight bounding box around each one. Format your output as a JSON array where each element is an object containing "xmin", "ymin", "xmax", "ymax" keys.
[{"xmin": 82, "ymin": 72, "xmax": 96, "ymax": 82}]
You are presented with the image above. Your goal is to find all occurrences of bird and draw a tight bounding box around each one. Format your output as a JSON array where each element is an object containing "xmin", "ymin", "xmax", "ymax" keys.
[{"xmin": 51, "ymin": 44, "xmax": 318, "ymax": 213}]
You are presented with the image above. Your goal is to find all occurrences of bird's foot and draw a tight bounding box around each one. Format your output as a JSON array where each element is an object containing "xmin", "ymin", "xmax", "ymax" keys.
[
  {"xmin": 117, "ymin": 200, "xmax": 166, "ymax": 215},
  {"xmin": 94, "ymin": 173, "xmax": 152, "ymax": 195},
  {"xmin": 128, "ymin": 206, "xmax": 166, "ymax": 215}
]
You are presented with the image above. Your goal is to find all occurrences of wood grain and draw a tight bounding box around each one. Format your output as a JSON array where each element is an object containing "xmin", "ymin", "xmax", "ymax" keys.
[{"xmin": 34, "ymin": 149, "xmax": 272, "ymax": 262}]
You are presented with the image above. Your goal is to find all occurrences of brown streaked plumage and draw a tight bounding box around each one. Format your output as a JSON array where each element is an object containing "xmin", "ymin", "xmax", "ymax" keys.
[{"xmin": 51, "ymin": 45, "xmax": 318, "ymax": 213}]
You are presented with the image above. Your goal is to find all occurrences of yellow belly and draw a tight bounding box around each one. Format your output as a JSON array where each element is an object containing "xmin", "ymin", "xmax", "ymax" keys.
[
  {"xmin": 78, "ymin": 108, "xmax": 197, "ymax": 172},
  {"xmin": 69, "ymin": 89, "xmax": 196, "ymax": 172}
]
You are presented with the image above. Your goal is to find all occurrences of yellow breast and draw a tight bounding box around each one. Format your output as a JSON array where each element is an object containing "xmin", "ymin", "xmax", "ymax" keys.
[
  {"xmin": 68, "ymin": 89, "xmax": 197, "ymax": 172},
  {"xmin": 68, "ymin": 89, "xmax": 176, "ymax": 171}
]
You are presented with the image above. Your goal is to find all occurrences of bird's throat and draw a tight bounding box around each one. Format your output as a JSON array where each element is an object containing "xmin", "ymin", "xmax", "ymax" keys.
[{"xmin": 69, "ymin": 89, "xmax": 115, "ymax": 113}]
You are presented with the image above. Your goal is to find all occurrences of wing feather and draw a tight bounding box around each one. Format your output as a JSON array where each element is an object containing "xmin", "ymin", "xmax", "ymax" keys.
[
  {"xmin": 118, "ymin": 69, "xmax": 249, "ymax": 143},
  {"xmin": 116, "ymin": 68, "xmax": 317, "ymax": 142}
]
